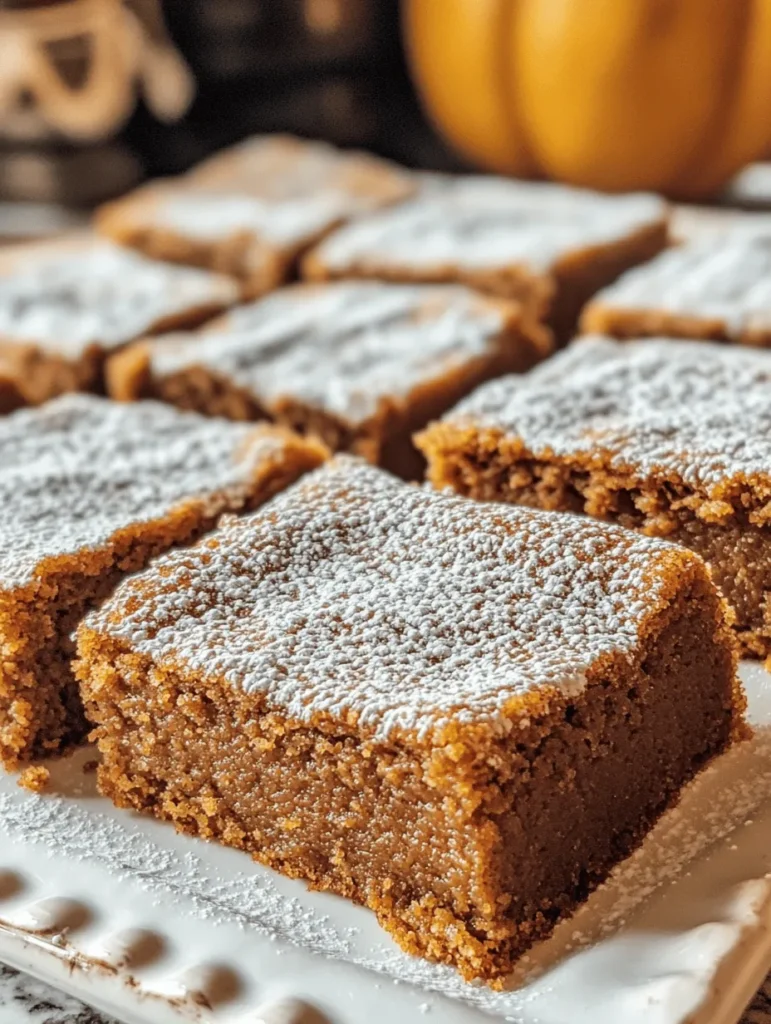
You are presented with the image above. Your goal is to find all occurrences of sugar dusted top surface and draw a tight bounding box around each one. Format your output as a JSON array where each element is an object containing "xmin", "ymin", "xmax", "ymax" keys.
[
  {"xmin": 449, "ymin": 336, "xmax": 771, "ymax": 490},
  {"xmin": 186, "ymin": 134, "xmax": 414, "ymax": 208},
  {"xmin": 148, "ymin": 282, "xmax": 518, "ymax": 424},
  {"xmin": 310, "ymin": 177, "xmax": 666, "ymax": 275},
  {"xmin": 0, "ymin": 394, "xmax": 293, "ymax": 590},
  {"xmin": 0, "ymin": 241, "xmax": 238, "ymax": 355},
  {"xmin": 587, "ymin": 236, "xmax": 771, "ymax": 339},
  {"xmin": 151, "ymin": 192, "xmax": 355, "ymax": 250},
  {"xmin": 87, "ymin": 457, "xmax": 686, "ymax": 743}
]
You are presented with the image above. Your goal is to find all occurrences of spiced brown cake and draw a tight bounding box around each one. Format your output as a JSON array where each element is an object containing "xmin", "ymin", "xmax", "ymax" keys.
[
  {"xmin": 303, "ymin": 177, "xmax": 668, "ymax": 340},
  {"xmin": 418, "ymin": 335, "xmax": 771, "ymax": 659},
  {"xmin": 0, "ymin": 237, "xmax": 239, "ymax": 406},
  {"xmin": 97, "ymin": 136, "xmax": 416, "ymax": 299},
  {"xmin": 107, "ymin": 281, "xmax": 551, "ymax": 478},
  {"xmin": 187, "ymin": 133, "xmax": 415, "ymax": 200},
  {"xmin": 0, "ymin": 358, "xmax": 23, "ymax": 414},
  {"xmin": 76, "ymin": 458, "xmax": 742, "ymax": 983},
  {"xmin": 581, "ymin": 235, "xmax": 771, "ymax": 345},
  {"xmin": 0, "ymin": 395, "xmax": 325, "ymax": 767}
]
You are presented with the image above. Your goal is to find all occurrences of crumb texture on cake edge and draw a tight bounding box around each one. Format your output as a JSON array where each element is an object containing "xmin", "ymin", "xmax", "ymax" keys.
[
  {"xmin": 73, "ymin": 455, "xmax": 732, "ymax": 744},
  {"xmin": 0, "ymin": 395, "xmax": 326, "ymax": 767},
  {"xmin": 580, "ymin": 235, "xmax": 771, "ymax": 345},
  {"xmin": 74, "ymin": 459, "xmax": 742, "ymax": 983},
  {"xmin": 105, "ymin": 282, "xmax": 551, "ymax": 478},
  {"xmin": 416, "ymin": 335, "xmax": 771, "ymax": 657}
]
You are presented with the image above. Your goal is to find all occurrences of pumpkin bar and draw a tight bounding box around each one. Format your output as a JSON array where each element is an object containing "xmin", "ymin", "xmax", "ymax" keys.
[
  {"xmin": 106, "ymin": 281, "xmax": 551, "ymax": 478},
  {"xmin": 0, "ymin": 358, "xmax": 24, "ymax": 415},
  {"xmin": 581, "ymin": 235, "xmax": 771, "ymax": 345},
  {"xmin": 0, "ymin": 237, "xmax": 239, "ymax": 406},
  {"xmin": 76, "ymin": 457, "xmax": 742, "ymax": 983},
  {"xmin": 302, "ymin": 177, "xmax": 668, "ymax": 340},
  {"xmin": 418, "ymin": 334, "xmax": 771, "ymax": 658},
  {"xmin": 0, "ymin": 394, "xmax": 325, "ymax": 768},
  {"xmin": 97, "ymin": 136, "xmax": 416, "ymax": 299}
]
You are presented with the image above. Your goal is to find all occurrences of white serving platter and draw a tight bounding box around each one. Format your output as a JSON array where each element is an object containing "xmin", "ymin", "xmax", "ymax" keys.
[{"xmin": 0, "ymin": 662, "xmax": 769, "ymax": 1024}]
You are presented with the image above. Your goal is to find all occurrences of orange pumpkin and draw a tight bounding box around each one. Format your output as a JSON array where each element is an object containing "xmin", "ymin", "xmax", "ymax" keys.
[{"xmin": 404, "ymin": 0, "xmax": 771, "ymax": 199}]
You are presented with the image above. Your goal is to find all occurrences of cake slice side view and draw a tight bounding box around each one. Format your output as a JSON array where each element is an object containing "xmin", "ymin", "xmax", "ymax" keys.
[
  {"xmin": 580, "ymin": 235, "xmax": 771, "ymax": 346},
  {"xmin": 97, "ymin": 135, "xmax": 417, "ymax": 299},
  {"xmin": 0, "ymin": 356, "xmax": 24, "ymax": 415},
  {"xmin": 0, "ymin": 395, "xmax": 326, "ymax": 768},
  {"xmin": 417, "ymin": 335, "xmax": 771, "ymax": 659},
  {"xmin": 303, "ymin": 176, "xmax": 668, "ymax": 341},
  {"xmin": 106, "ymin": 281, "xmax": 552, "ymax": 479},
  {"xmin": 0, "ymin": 237, "xmax": 240, "ymax": 407},
  {"xmin": 75, "ymin": 457, "xmax": 743, "ymax": 984}
]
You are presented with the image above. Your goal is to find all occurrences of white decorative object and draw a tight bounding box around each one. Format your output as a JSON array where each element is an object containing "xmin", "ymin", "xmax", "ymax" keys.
[{"xmin": 0, "ymin": 0, "xmax": 194, "ymax": 142}]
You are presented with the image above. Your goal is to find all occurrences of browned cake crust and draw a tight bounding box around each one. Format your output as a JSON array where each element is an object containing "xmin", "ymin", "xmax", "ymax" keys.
[
  {"xmin": 75, "ymin": 460, "xmax": 743, "ymax": 984},
  {"xmin": 106, "ymin": 282, "xmax": 552, "ymax": 479},
  {"xmin": 0, "ymin": 399, "xmax": 325, "ymax": 768},
  {"xmin": 417, "ymin": 337, "xmax": 771, "ymax": 660}
]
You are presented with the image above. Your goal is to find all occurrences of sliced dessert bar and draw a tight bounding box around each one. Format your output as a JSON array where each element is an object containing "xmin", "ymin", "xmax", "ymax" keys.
[
  {"xmin": 303, "ymin": 177, "xmax": 668, "ymax": 340},
  {"xmin": 418, "ymin": 335, "xmax": 771, "ymax": 658},
  {"xmin": 0, "ymin": 358, "xmax": 23, "ymax": 414},
  {"xmin": 97, "ymin": 136, "xmax": 416, "ymax": 299},
  {"xmin": 0, "ymin": 237, "xmax": 239, "ymax": 405},
  {"xmin": 0, "ymin": 395, "xmax": 325, "ymax": 767},
  {"xmin": 107, "ymin": 281, "xmax": 551, "ymax": 478},
  {"xmin": 186, "ymin": 133, "xmax": 415, "ymax": 199},
  {"xmin": 581, "ymin": 235, "xmax": 771, "ymax": 345},
  {"xmin": 76, "ymin": 457, "xmax": 742, "ymax": 983}
]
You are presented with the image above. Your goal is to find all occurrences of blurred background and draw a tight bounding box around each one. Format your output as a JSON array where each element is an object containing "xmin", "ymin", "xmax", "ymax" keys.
[
  {"xmin": 0, "ymin": 0, "xmax": 457, "ymax": 237},
  {"xmin": 2, "ymin": 0, "xmax": 771, "ymax": 239}
]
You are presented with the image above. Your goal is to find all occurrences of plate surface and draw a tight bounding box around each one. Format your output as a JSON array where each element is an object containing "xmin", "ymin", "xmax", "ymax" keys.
[{"xmin": 0, "ymin": 663, "xmax": 770, "ymax": 1024}]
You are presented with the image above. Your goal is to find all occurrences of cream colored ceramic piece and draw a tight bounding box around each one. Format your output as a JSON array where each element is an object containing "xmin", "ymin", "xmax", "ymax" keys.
[{"xmin": 0, "ymin": 663, "xmax": 769, "ymax": 1024}]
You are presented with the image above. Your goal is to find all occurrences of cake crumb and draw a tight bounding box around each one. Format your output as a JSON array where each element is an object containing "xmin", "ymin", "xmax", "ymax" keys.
[{"xmin": 17, "ymin": 765, "xmax": 50, "ymax": 792}]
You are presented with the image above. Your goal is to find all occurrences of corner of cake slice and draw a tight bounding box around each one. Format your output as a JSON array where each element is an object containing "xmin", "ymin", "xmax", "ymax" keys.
[
  {"xmin": 75, "ymin": 455, "xmax": 743, "ymax": 984},
  {"xmin": 416, "ymin": 334, "xmax": 771, "ymax": 659},
  {"xmin": 0, "ymin": 394, "xmax": 326, "ymax": 768}
]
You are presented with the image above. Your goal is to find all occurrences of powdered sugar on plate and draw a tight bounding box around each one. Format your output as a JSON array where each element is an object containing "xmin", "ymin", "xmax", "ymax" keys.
[{"xmin": 0, "ymin": 667, "xmax": 768, "ymax": 1023}]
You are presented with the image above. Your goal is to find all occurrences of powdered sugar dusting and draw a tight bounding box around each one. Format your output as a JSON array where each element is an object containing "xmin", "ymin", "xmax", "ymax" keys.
[
  {"xmin": 153, "ymin": 192, "xmax": 367, "ymax": 249},
  {"xmin": 149, "ymin": 282, "xmax": 512, "ymax": 424},
  {"xmin": 85, "ymin": 457, "xmax": 688, "ymax": 743},
  {"xmin": 310, "ymin": 177, "xmax": 666, "ymax": 275},
  {"xmin": 187, "ymin": 134, "xmax": 414, "ymax": 209},
  {"xmin": 449, "ymin": 336, "xmax": 771, "ymax": 491},
  {"xmin": 586, "ymin": 236, "xmax": 771, "ymax": 339},
  {"xmin": 0, "ymin": 241, "xmax": 238, "ymax": 356},
  {"xmin": 0, "ymin": 394, "xmax": 299, "ymax": 590}
]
